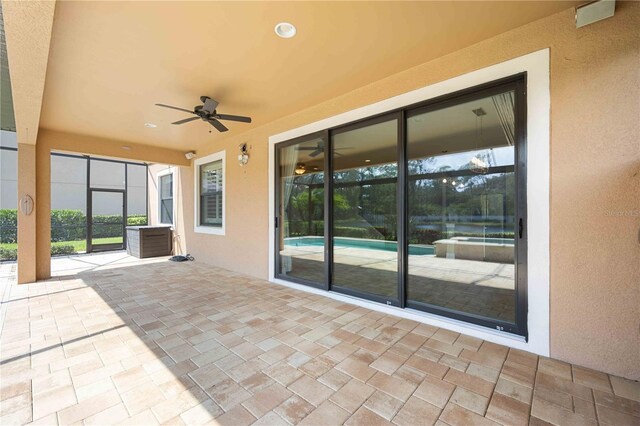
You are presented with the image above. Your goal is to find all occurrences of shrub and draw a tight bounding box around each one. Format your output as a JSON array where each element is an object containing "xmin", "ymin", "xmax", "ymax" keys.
[
  {"xmin": 51, "ymin": 210, "xmax": 86, "ymax": 242},
  {"xmin": 409, "ymin": 229, "xmax": 443, "ymax": 245},
  {"xmin": 334, "ymin": 227, "xmax": 371, "ymax": 239},
  {"xmin": 0, "ymin": 209, "xmax": 149, "ymax": 243},
  {"xmin": 0, "ymin": 246, "xmax": 17, "ymax": 261},
  {"xmin": 51, "ymin": 244, "xmax": 76, "ymax": 256},
  {"xmin": 0, "ymin": 209, "xmax": 18, "ymax": 244},
  {"xmin": 127, "ymin": 215, "xmax": 148, "ymax": 226}
]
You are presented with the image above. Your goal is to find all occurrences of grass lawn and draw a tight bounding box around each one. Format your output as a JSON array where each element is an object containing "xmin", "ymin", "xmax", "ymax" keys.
[{"xmin": 1, "ymin": 237, "xmax": 123, "ymax": 253}]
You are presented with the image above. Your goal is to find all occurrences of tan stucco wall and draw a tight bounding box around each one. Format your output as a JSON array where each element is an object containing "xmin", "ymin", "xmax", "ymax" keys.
[
  {"xmin": 17, "ymin": 144, "xmax": 36, "ymax": 283},
  {"xmin": 154, "ymin": 5, "xmax": 639, "ymax": 378},
  {"xmin": 148, "ymin": 163, "xmax": 190, "ymax": 256}
]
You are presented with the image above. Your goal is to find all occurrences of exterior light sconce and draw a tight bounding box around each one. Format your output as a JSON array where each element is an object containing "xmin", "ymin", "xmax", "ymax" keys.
[{"xmin": 238, "ymin": 143, "xmax": 249, "ymax": 166}]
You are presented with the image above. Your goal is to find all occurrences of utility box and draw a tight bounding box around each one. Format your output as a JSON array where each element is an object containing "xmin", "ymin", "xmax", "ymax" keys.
[{"xmin": 126, "ymin": 226, "xmax": 172, "ymax": 258}]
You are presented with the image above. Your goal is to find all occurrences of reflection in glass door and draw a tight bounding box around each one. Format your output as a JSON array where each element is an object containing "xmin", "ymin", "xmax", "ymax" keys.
[
  {"xmin": 275, "ymin": 133, "xmax": 326, "ymax": 287},
  {"xmin": 406, "ymin": 86, "xmax": 523, "ymax": 332},
  {"xmin": 88, "ymin": 190, "xmax": 125, "ymax": 252},
  {"xmin": 331, "ymin": 117, "xmax": 399, "ymax": 304},
  {"xmin": 274, "ymin": 76, "xmax": 526, "ymax": 336}
]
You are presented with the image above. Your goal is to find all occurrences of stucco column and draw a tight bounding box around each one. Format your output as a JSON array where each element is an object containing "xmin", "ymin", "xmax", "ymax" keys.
[
  {"xmin": 16, "ymin": 143, "xmax": 36, "ymax": 283},
  {"xmin": 35, "ymin": 144, "xmax": 51, "ymax": 281}
]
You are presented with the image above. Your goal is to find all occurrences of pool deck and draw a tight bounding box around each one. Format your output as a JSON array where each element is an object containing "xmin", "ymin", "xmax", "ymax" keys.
[{"xmin": 280, "ymin": 245, "xmax": 515, "ymax": 321}]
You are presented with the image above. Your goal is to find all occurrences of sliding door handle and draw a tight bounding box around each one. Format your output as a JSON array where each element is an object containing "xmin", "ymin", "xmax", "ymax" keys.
[{"xmin": 519, "ymin": 218, "xmax": 523, "ymax": 239}]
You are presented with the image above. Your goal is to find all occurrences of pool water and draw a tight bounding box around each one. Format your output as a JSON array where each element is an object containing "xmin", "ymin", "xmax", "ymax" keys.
[{"xmin": 285, "ymin": 236, "xmax": 435, "ymax": 256}]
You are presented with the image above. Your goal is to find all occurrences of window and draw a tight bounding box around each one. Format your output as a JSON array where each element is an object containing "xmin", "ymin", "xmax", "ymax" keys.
[
  {"xmin": 158, "ymin": 170, "xmax": 173, "ymax": 225},
  {"xmin": 194, "ymin": 151, "xmax": 225, "ymax": 235}
]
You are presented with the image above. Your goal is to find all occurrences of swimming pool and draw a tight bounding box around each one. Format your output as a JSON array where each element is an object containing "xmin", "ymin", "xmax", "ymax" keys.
[{"xmin": 284, "ymin": 236, "xmax": 435, "ymax": 255}]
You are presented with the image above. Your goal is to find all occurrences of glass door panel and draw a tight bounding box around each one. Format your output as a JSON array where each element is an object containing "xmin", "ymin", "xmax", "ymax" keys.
[
  {"xmin": 331, "ymin": 118, "xmax": 399, "ymax": 303},
  {"xmin": 406, "ymin": 89, "xmax": 517, "ymax": 324},
  {"xmin": 276, "ymin": 135, "xmax": 326, "ymax": 286},
  {"xmin": 90, "ymin": 190, "xmax": 125, "ymax": 251}
]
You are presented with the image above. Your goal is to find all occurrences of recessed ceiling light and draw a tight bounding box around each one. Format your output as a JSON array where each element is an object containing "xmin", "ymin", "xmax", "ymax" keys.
[
  {"xmin": 121, "ymin": 146, "xmax": 131, "ymax": 150},
  {"xmin": 365, "ymin": 159, "xmax": 371, "ymax": 163},
  {"xmin": 144, "ymin": 123, "xmax": 157, "ymax": 128},
  {"xmin": 275, "ymin": 22, "xmax": 296, "ymax": 39}
]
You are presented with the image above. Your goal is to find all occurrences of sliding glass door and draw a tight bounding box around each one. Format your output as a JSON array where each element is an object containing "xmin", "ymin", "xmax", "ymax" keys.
[
  {"xmin": 274, "ymin": 76, "xmax": 526, "ymax": 336},
  {"xmin": 405, "ymin": 83, "xmax": 525, "ymax": 334},
  {"xmin": 331, "ymin": 116, "xmax": 400, "ymax": 305},
  {"xmin": 275, "ymin": 133, "xmax": 327, "ymax": 287}
]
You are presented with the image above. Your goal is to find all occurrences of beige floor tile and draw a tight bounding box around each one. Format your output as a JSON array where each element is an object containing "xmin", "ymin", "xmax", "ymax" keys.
[
  {"xmin": 329, "ymin": 378, "xmax": 375, "ymax": 413},
  {"xmin": 531, "ymin": 396, "xmax": 597, "ymax": 426},
  {"xmin": 347, "ymin": 406, "xmax": 394, "ymax": 426},
  {"xmin": 213, "ymin": 404, "xmax": 256, "ymax": 426},
  {"xmin": 572, "ymin": 365, "xmax": 613, "ymax": 393},
  {"xmin": 318, "ymin": 368, "xmax": 352, "ymax": 391},
  {"xmin": 289, "ymin": 374, "xmax": 335, "ymax": 407},
  {"xmin": 450, "ymin": 387, "xmax": 489, "ymax": 415},
  {"xmin": 83, "ymin": 403, "xmax": 129, "ymax": 426},
  {"xmin": 439, "ymin": 402, "xmax": 500, "ymax": 426},
  {"xmin": 413, "ymin": 374, "xmax": 455, "ymax": 409},
  {"xmin": 364, "ymin": 390, "xmax": 404, "ymax": 421},
  {"xmin": 32, "ymin": 384, "xmax": 77, "ymax": 421},
  {"xmin": 368, "ymin": 372, "xmax": 417, "ymax": 403},
  {"xmin": 493, "ymin": 377, "xmax": 533, "ymax": 405},
  {"xmin": 2, "ymin": 255, "xmax": 638, "ymax": 426},
  {"xmin": 274, "ymin": 395, "xmax": 315, "ymax": 425},
  {"xmin": 610, "ymin": 375, "xmax": 640, "ymax": 402},
  {"xmin": 444, "ymin": 368, "xmax": 494, "ymax": 398},
  {"xmin": 593, "ymin": 389, "xmax": 640, "ymax": 417},
  {"xmin": 392, "ymin": 396, "xmax": 441, "ymax": 426},
  {"xmin": 299, "ymin": 400, "xmax": 351, "ymax": 426},
  {"xmin": 485, "ymin": 393, "xmax": 530, "ymax": 426},
  {"xmin": 56, "ymin": 389, "xmax": 121, "ymax": 424},
  {"xmin": 538, "ymin": 358, "xmax": 572, "ymax": 381},
  {"xmin": 179, "ymin": 398, "xmax": 223, "ymax": 425},
  {"xmin": 242, "ymin": 382, "xmax": 292, "ymax": 419}
]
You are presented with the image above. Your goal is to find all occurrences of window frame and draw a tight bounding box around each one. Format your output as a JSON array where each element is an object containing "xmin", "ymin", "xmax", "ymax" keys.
[
  {"xmin": 157, "ymin": 168, "xmax": 175, "ymax": 226},
  {"xmin": 194, "ymin": 150, "xmax": 226, "ymax": 236}
]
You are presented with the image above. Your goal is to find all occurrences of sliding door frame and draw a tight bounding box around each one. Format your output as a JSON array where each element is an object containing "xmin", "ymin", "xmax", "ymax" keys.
[
  {"xmin": 403, "ymin": 76, "xmax": 528, "ymax": 337},
  {"xmin": 328, "ymin": 112, "xmax": 402, "ymax": 307},
  {"xmin": 273, "ymin": 73, "xmax": 528, "ymax": 338},
  {"xmin": 274, "ymin": 130, "xmax": 328, "ymax": 290}
]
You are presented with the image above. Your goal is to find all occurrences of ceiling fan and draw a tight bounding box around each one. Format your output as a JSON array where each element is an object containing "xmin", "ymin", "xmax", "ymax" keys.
[
  {"xmin": 297, "ymin": 141, "xmax": 353, "ymax": 157},
  {"xmin": 155, "ymin": 96, "xmax": 252, "ymax": 132}
]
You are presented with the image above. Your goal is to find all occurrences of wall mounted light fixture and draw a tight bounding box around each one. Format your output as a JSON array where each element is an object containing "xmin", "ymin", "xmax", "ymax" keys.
[{"xmin": 238, "ymin": 143, "xmax": 249, "ymax": 166}]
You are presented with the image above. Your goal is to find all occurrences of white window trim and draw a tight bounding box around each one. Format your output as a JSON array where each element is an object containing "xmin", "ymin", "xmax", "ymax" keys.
[
  {"xmin": 194, "ymin": 150, "xmax": 225, "ymax": 236},
  {"xmin": 268, "ymin": 49, "xmax": 550, "ymax": 357},
  {"xmin": 157, "ymin": 167, "xmax": 175, "ymax": 226}
]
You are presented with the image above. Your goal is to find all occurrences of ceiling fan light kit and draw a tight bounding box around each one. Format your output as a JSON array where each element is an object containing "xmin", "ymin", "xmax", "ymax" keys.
[{"xmin": 155, "ymin": 96, "xmax": 252, "ymax": 133}]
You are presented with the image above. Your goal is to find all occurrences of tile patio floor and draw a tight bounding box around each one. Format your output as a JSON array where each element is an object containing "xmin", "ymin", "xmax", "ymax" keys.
[{"xmin": 0, "ymin": 253, "xmax": 639, "ymax": 425}]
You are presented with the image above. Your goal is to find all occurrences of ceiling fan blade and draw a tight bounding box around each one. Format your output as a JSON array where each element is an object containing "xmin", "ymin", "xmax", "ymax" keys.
[
  {"xmin": 309, "ymin": 149, "xmax": 323, "ymax": 158},
  {"xmin": 216, "ymin": 114, "xmax": 252, "ymax": 123},
  {"xmin": 155, "ymin": 103, "xmax": 195, "ymax": 114},
  {"xmin": 208, "ymin": 118, "xmax": 229, "ymax": 132},
  {"xmin": 202, "ymin": 98, "xmax": 219, "ymax": 114},
  {"xmin": 297, "ymin": 147, "xmax": 317, "ymax": 151},
  {"xmin": 172, "ymin": 117, "xmax": 200, "ymax": 125}
]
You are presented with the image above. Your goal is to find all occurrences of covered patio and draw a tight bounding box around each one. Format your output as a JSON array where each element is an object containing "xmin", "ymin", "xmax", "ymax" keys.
[
  {"xmin": 1, "ymin": 254, "xmax": 638, "ymax": 425},
  {"xmin": 1, "ymin": 1, "xmax": 639, "ymax": 425}
]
